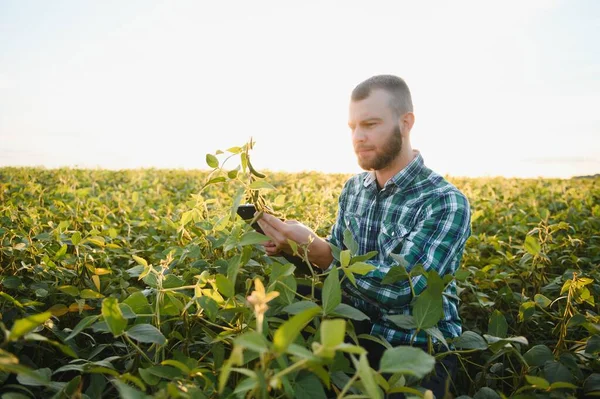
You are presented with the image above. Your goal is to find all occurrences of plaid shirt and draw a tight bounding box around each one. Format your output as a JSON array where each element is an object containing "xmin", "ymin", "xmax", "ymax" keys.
[{"xmin": 327, "ymin": 151, "xmax": 471, "ymax": 346}]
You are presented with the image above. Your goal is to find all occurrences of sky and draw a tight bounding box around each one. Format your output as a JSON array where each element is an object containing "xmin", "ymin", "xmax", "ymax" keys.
[{"xmin": 0, "ymin": 0, "xmax": 598, "ymax": 178}]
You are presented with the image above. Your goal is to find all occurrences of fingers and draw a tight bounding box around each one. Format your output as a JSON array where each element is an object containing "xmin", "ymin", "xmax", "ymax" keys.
[
  {"xmin": 258, "ymin": 212, "xmax": 287, "ymax": 230},
  {"xmin": 257, "ymin": 218, "xmax": 287, "ymax": 246}
]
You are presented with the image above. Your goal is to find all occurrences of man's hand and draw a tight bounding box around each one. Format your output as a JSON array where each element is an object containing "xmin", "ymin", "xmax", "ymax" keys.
[
  {"xmin": 256, "ymin": 213, "xmax": 334, "ymax": 269},
  {"xmin": 256, "ymin": 213, "xmax": 316, "ymax": 256}
]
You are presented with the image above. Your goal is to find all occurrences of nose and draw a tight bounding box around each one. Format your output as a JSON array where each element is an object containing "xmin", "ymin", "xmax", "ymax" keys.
[{"xmin": 352, "ymin": 127, "xmax": 366, "ymax": 143}]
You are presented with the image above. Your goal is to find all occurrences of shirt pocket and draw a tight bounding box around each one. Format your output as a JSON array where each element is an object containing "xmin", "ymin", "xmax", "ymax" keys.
[{"xmin": 378, "ymin": 222, "xmax": 410, "ymax": 261}]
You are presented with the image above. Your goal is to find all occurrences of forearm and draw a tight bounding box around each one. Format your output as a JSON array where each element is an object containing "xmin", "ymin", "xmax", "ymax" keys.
[{"xmin": 307, "ymin": 236, "xmax": 334, "ymax": 270}]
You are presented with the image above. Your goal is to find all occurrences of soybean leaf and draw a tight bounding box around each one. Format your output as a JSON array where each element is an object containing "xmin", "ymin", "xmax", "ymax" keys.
[
  {"xmin": 322, "ymin": 269, "xmax": 341, "ymax": 316},
  {"xmin": 413, "ymin": 290, "xmax": 443, "ymax": 330},
  {"xmin": 102, "ymin": 298, "xmax": 127, "ymax": 337},
  {"xmin": 330, "ymin": 303, "xmax": 370, "ymax": 321},
  {"xmin": 488, "ymin": 310, "xmax": 508, "ymax": 338},
  {"xmin": 234, "ymin": 331, "xmax": 270, "ymax": 354},
  {"xmin": 379, "ymin": 346, "xmax": 436, "ymax": 378},
  {"xmin": 126, "ymin": 324, "xmax": 167, "ymax": 345},
  {"xmin": 9, "ymin": 312, "xmax": 51, "ymax": 342},
  {"xmin": 273, "ymin": 306, "xmax": 322, "ymax": 353},
  {"xmin": 321, "ymin": 319, "xmax": 346, "ymax": 348}
]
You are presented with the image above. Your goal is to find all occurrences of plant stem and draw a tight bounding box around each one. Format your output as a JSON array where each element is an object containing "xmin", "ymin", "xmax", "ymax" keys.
[
  {"xmin": 337, "ymin": 372, "xmax": 359, "ymax": 398},
  {"xmin": 124, "ymin": 334, "xmax": 153, "ymax": 364},
  {"xmin": 271, "ymin": 358, "xmax": 308, "ymax": 381}
]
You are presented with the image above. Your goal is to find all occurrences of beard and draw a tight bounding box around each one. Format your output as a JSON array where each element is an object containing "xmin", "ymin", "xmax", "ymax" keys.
[{"xmin": 356, "ymin": 124, "xmax": 403, "ymax": 171}]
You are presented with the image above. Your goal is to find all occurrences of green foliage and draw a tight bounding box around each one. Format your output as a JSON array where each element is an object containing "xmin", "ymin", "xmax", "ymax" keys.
[{"xmin": 0, "ymin": 144, "xmax": 599, "ymax": 398}]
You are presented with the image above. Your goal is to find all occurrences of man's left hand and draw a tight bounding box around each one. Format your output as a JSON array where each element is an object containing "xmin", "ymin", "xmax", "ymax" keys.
[{"xmin": 256, "ymin": 213, "xmax": 317, "ymax": 257}]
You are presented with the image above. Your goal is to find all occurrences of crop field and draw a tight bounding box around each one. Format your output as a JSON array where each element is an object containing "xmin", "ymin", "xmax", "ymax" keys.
[{"xmin": 0, "ymin": 146, "xmax": 599, "ymax": 398}]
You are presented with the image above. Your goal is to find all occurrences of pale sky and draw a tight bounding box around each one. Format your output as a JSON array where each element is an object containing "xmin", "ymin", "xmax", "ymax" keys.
[{"xmin": 1, "ymin": 0, "xmax": 599, "ymax": 178}]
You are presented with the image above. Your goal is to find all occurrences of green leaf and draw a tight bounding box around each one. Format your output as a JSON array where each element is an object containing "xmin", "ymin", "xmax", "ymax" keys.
[
  {"xmin": 379, "ymin": 346, "xmax": 436, "ymax": 377},
  {"xmin": 205, "ymin": 177, "xmax": 226, "ymax": 186},
  {"xmin": 283, "ymin": 301, "xmax": 320, "ymax": 315},
  {"xmin": 65, "ymin": 315, "xmax": 100, "ymax": 341},
  {"xmin": 80, "ymin": 288, "xmax": 104, "ymax": 299},
  {"xmin": 452, "ymin": 331, "xmax": 488, "ymax": 350},
  {"xmin": 238, "ymin": 231, "xmax": 269, "ymax": 247},
  {"xmin": 543, "ymin": 361, "xmax": 574, "ymax": 384},
  {"xmin": 409, "ymin": 263, "xmax": 426, "ymax": 277},
  {"xmin": 59, "ymin": 375, "xmax": 83, "ymax": 397},
  {"xmin": 525, "ymin": 375, "xmax": 550, "ymax": 389},
  {"xmin": 350, "ymin": 250, "xmax": 378, "ymax": 263},
  {"xmin": 340, "ymin": 250, "xmax": 351, "ymax": 268},
  {"xmin": 112, "ymin": 379, "xmax": 151, "ymax": 399},
  {"xmin": 248, "ymin": 180, "xmax": 275, "ymax": 190},
  {"xmin": 322, "ymin": 269, "xmax": 341, "ymax": 315},
  {"xmin": 524, "ymin": 235, "xmax": 541, "ymax": 256},
  {"xmin": 330, "ymin": 303, "xmax": 370, "ymax": 321},
  {"xmin": 346, "ymin": 262, "xmax": 376, "ymax": 275},
  {"xmin": 454, "ymin": 268, "xmax": 470, "ymax": 282},
  {"xmin": 382, "ymin": 265, "xmax": 409, "ymax": 285},
  {"xmin": 425, "ymin": 326, "xmax": 449, "ymax": 349},
  {"xmin": 162, "ymin": 274, "xmax": 184, "ymax": 289},
  {"xmin": 385, "ymin": 314, "xmax": 417, "ymax": 330},
  {"xmin": 584, "ymin": 373, "xmax": 600, "ymax": 394},
  {"xmin": 586, "ymin": 335, "xmax": 600, "ymax": 355},
  {"xmin": 472, "ymin": 387, "xmax": 501, "ymax": 399},
  {"xmin": 567, "ymin": 313, "xmax": 587, "ymax": 327},
  {"xmin": 198, "ymin": 296, "xmax": 219, "ymax": 323},
  {"xmin": 427, "ymin": 270, "xmax": 445, "ymax": 295},
  {"xmin": 488, "ymin": 310, "xmax": 508, "ymax": 338},
  {"xmin": 355, "ymin": 353, "xmax": 382, "ymax": 399},
  {"xmin": 126, "ymin": 324, "xmax": 166, "ymax": 345},
  {"xmin": 160, "ymin": 360, "xmax": 191, "ymax": 375},
  {"xmin": 549, "ymin": 381, "xmax": 578, "ymax": 390},
  {"xmin": 215, "ymin": 274, "xmax": 234, "ymax": 298},
  {"xmin": 9, "ymin": 312, "xmax": 51, "ymax": 341},
  {"xmin": 102, "ymin": 297, "xmax": 127, "ymax": 337},
  {"xmin": 292, "ymin": 373, "xmax": 327, "ymax": 399},
  {"xmin": 206, "ymin": 154, "xmax": 219, "ymax": 168},
  {"xmin": 343, "ymin": 268, "xmax": 357, "ymax": 287},
  {"xmin": 519, "ymin": 301, "xmax": 536, "ymax": 322},
  {"xmin": 413, "ymin": 289, "xmax": 443, "ymax": 329},
  {"xmin": 524, "ymin": 344, "xmax": 554, "ymax": 367},
  {"xmin": 71, "ymin": 232, "xmax": 82, "ymax": 245},
  {"xmin": 16, "ymin": 367, "xmax": 51, "ymax": 387},
  {"xmin": 534, "ymin": 294, "xmax": 552, "ymax": 308},
  {"xmin": 343, "ymin": 229, "xmax": 358, "ymax": 255},
  {"xmin": 1, "ymin": 276, "xmax": 21, "ymax": 289},
  {"xmin": 123, "ymin": 292, "xmax": 152, "ymax": 315},
  {"xmin": 58, "ymin": 285, "xmax": 79, "ymax": 296},
  {"xmin": 273, "ymin": 306, "xmax": 322, "ymax": 353},
  {"xmin": 321, "ymin": 319, "xmax": 346, "ymax": 348},
  {"xmin": 234, "ymin": 331, "xmax": 269, "ymax": 354}
]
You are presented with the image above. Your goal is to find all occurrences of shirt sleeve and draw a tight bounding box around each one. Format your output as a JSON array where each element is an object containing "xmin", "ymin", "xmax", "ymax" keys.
[{"xmin": 346, "ymin": 191, "xmax": 472, "ymax": 310}]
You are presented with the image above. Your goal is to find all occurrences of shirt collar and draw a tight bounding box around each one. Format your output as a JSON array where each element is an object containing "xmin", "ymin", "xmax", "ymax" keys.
[{"xmin": 362, "ymin": 150, "xmax": 425, "ymax": 190}]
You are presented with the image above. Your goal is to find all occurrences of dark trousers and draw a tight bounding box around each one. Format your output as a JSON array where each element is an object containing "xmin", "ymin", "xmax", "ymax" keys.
[{"xmin": 297, "ymin": 284, "xmax": 457, "ymax": 399}]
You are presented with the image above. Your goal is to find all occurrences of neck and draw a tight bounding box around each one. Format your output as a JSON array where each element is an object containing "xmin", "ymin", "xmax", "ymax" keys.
[{"xmin": 375, "ymin": 144, "xmax": 415, "ymax": 188}]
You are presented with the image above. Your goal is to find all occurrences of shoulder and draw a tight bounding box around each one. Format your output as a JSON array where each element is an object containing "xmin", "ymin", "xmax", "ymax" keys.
[
  {"xmin": 419, "ymin": 170, "xmax": 471, "ymax": 217},
  {"xmin": 340, "ymin": 172, "xmax": 370, "ymax": 196}
]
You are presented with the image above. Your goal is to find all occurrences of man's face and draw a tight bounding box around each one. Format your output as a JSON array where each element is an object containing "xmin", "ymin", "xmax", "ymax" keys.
[{"xmin": 348, "ymin": 89, "xmax": 402, "ymax": 171}]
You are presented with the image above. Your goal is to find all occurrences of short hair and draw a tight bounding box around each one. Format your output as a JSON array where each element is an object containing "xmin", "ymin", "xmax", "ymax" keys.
[{"xmin": 351, "ymin": 75, "xmax": 413, "ymax": 116}]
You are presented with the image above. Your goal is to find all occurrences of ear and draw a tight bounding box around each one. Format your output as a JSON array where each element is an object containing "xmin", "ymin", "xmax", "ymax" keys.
[{"xmin": 399, "ymin": 112, "xmax": 415, "ymax": 136}]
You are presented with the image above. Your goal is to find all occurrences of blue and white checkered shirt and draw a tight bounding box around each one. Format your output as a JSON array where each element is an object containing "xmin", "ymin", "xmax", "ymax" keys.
[{"xmin": 327, "ymin": 151, "xmax": 471, "ymax": 345}]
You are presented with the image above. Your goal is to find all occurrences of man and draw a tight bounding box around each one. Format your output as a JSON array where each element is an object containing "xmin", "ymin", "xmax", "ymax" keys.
[{"xmin": 257, "ymin": 75, "xmax": 471, "ymax": 397}]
